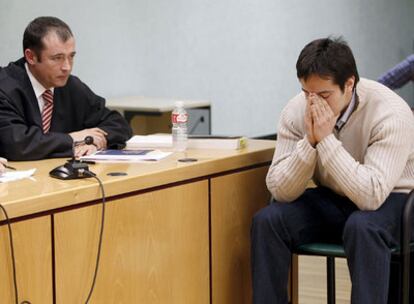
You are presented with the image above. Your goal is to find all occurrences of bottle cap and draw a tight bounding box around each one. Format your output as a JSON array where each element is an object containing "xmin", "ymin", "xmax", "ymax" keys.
[{"xmin": 174, "ymin": 100, "xmax": 184, "ymax": 108}]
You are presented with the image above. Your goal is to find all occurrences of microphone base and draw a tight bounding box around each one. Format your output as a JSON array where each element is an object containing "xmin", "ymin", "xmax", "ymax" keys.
[{"xmin": 50, "ymin": 160, "xmax": 95, "ymax": 180}]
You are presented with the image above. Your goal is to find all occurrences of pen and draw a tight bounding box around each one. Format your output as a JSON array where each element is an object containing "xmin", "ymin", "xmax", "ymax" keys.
[
  {"xmin": 4, "ymin": 165, "xmax": 16, "ymax": 170},
  {"xmin": 80, "ymin": 160, "xmax": 96, "ymax": 165}
]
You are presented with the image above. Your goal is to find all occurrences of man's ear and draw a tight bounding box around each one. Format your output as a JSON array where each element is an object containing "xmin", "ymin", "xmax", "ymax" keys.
[
  {"xmin": 345, "ymin": 76, "xmax": 355, "ymax": 93},
  {"xmin": 24, "ymin": 49, "xmax": 37, "ymax": 65}
]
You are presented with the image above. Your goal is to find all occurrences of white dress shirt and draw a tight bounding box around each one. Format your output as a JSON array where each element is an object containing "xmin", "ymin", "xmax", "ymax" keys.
[{"xmin": 24, "ymin": 62, "xmax": 54, "ymax": 113}]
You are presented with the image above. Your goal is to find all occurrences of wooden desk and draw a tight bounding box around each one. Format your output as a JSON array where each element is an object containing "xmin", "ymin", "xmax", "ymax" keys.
[
  {"xmin": 0, "ymin": 140, "xmax": 274, "ymax": 303},
  {"xmin": 106, "ymin": 96, "xmax": 211, "ymax": 135}
]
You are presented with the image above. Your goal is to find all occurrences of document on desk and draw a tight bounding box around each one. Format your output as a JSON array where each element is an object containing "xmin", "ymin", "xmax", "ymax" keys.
[
  {"xmin": 80, "ymin": 149, "xmax": 172, "ymax": 162},
  {"xmin": 126, "ymin": 134, "xmax": 248, "ymax": 150},
  {"xmin": 126, "ymin": 134, "xmax": 173, "ymax": 149},
  {"xmin": 0, "ymin": 168, "xmax": 36, "ymax": 183}
]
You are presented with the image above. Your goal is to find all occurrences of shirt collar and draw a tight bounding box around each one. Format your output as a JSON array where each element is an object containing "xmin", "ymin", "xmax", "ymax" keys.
[
  {"xmin": 25, "ymin": 62, "xmax": 54, "ymax": 98},
  {"xmin": 335, "ymin": 90, "xmax": 356, "ymax": 130}
]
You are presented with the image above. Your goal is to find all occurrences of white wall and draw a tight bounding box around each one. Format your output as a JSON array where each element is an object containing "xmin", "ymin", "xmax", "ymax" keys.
[{"xmin": 1, "ymin": 0, "xmax": 413, "ymax": 136}]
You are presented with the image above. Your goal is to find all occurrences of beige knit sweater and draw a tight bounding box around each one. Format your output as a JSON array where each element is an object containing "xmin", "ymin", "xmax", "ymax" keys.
[{"xmin": 266, "ymin": 78, "xmax": 414, "ymax": 210}]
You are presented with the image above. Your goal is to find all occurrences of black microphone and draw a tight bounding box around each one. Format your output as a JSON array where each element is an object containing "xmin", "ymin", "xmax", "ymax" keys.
[
  {"xmin": 72, "ymin": 136, "xmax": 94, "ymax": 160},
  {"xmin": 84, "ymin": 136, "xmax": 94, "ymax": 145},
  {"xmin": 73, "ymin": 136, "xmax": 94, "ymax": 148}
]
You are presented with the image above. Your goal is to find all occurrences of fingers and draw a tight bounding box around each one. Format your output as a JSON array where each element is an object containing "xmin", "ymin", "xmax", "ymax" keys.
[
  {"xmin": 310, "ymin": 96, "xmax": 337, "ymax": 143},
  {"xmin": 316, "ymin": 98, "xmax": 331, "ymax": 115},
  {"xmin": 310, "ymin": 96, "xmax": 333, "ymax": 121},
  {"xmin": 0, "ymin": 157, "xmax": 7, "ymax": 175},
  {"xmin": 87, "ymin": 129, "xmax": 108, "ymax": 139},
  {"xmin": 305, "ymin": 103, "xmax": 313, "ymax": 128},
  {"xmin": 91, "ymin": 133, "xmax": 107, "ymax": 150},
  {"xmin": 69, "ymin": 128, "xmax": 108, "ymax": 149},
  {"xmin": 74, "ymin": 144, "xmax": 97, "ymax": 158},
  {"xmin": 90, "ymin": 128, "xmax": 108, "ymax": 136},
  {"xmin": 87, "ymin": 129, "xmax": 107, "ymax": 150},
  {"xmin": 69, "ymin": 130, "xmax": 85, "ymax": 142},
  {"xmin": 304, "ymin": 97, "xmax": 316, "ymax": 146}
]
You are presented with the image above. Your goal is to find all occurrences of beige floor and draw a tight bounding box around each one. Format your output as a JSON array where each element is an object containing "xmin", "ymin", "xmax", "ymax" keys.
[{"xmin": 298, "ymin": 256, "xmax": 351, "ymax": 304}]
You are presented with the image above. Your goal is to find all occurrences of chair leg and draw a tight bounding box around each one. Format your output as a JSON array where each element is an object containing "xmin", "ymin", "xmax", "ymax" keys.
[
  {"xmin": 327, "ymin": 256, "xmax": 336, "ymax": 304},
  {"xmin": 400, "ymin": 251, "xmax": 411, "ymax": 304}
]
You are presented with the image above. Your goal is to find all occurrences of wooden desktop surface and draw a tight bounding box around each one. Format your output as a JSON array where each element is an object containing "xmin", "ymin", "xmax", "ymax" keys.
[
  {"xmin": 0, "ymin": 140, "xmax": 275, "ymax": 304},
  {"xmin": 3, "ymin": 139, "xmax": 272, "ymax": 219}
]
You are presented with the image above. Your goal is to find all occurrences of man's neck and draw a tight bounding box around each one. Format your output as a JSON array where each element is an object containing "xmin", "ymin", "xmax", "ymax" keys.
[
  {"xmin": 27, "ymin": 64, "xmax": 50, "ymax": 90},
  {"xmin": 340, "ymin": 90, "xmax": 354, "ymax": 116},
  {"xmin": 24, "ymin": 63, "xmax": 50, "ymax": 98}
]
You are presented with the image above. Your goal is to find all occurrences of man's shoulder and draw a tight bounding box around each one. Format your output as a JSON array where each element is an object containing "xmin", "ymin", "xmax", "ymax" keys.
[
  {"xmin": 288, "ymin": 92, "xmax": 306, "ymax": 104},
  {"xmin": 1, "ymin": 58, "xmax": 26, "ymax": 77},
  {"xmin": 63, "ymin": 74, "xmax": 91, "ymax": 93},
  {"xmin": 283, "ymin": 92, "xmax": 306, "ymax": 115},
  {"xmin": 356, "ymin": 78, "xmax": 413, "ymax": 124},
  {"xmin": 278, "ymin": 92, "xmax": 306, "ymax": 129},
  {"xmin": 59, "ymin": 74, "xmax": 104, "ymax": 103},
  {"xmin": 0, "ymin": 58, "xmax": 28, "ymax": 94},
  {"xmin": 357, "ymin": 78, "xmax": 408, "ymax": 106}
]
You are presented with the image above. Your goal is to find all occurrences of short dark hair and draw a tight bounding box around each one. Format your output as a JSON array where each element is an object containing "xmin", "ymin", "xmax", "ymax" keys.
[
  {"xmin": 296, "ymin": 37, "xmax": 359, "ymax": 91},
  {"xmin": 23, "ymin": 16, "xmax": 73, "ymax": 58}
]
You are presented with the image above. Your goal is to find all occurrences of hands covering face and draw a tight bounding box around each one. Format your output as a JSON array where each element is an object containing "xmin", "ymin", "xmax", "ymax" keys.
[{"xmin": 305, "ymin": 93, "xmax": 339, "ymax": 147}]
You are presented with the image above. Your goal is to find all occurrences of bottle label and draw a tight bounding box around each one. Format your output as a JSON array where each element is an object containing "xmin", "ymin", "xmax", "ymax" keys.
[{"xmin": 172, "ymin": 113, "xmax": 188, "ymax": 123}]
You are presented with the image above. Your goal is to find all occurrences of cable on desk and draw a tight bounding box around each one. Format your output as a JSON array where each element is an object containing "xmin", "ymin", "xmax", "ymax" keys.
[
  {"xmin": 83, "ymin": 171, "xmax": 106, "ymax": 304},
  {"xmin": 0, "ymin": 171, "xmax": 105, "ymax": 304},
  {"xmin": 0, "ymin": 204, "xmax": 32, "ymax": 304}
]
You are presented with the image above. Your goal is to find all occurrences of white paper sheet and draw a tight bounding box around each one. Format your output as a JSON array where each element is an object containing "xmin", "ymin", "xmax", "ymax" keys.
[{"xmin": 0, "ymin": 169, "xmax": 36, "ymax": 183}]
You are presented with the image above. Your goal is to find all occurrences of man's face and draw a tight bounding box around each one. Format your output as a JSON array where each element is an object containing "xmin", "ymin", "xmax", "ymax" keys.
[
  {"xmin": 299, "ymin": 74, "xmax": 354, "ymax": 116},
  {"xmin": 25, "ymin": 31, "xmax": 76, "ymax": 89}
]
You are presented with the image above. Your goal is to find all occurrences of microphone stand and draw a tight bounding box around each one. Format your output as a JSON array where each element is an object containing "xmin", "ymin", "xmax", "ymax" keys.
[
  {"xmin": 68, "ymin": 135, "xmax": 94, "ymax": 162},
  {"xmin": 49, "ymin": 136, "xmax": 96, "ymax": 179},
  {"xmin": 67, "ymin": 136, "xmax": 95, "ymax": 176}
]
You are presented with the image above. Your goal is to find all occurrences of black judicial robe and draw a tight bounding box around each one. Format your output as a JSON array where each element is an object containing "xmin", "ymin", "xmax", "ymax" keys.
[{"xmin": 0, "ymin": 58, "xmax": 132, "ymax": 160}]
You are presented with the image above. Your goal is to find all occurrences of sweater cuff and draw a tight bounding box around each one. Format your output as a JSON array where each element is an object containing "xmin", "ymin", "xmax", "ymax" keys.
[
  {"xmin": 298, "ymin": 137, "xmax": 317, "ymax": 164},
  {"xmin": 316, "ymin": 134, "xmax": 342, "ymax": 166}
]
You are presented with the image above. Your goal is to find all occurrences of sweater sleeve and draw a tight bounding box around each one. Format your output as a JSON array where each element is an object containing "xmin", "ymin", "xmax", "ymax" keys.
[
  {"xmin": 266, "ymin": 106, "xmax": 317, "ymax": 202},
  {"xmin": 317, "ymin": 117, "xmax": 413, "ymax": 210},
  {"xmin": 378, "ymin": 54, "xmax": 414, "ymax": 90}
]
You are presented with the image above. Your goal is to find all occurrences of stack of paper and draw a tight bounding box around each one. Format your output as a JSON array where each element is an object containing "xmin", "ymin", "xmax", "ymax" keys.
[
  {"xmin": 187, "ymin": 135, "xmax": 247, "ymax": 150},
  {"xmin": 126, "ymin": 134, "xmax": 248, "ymax": 150},
  {"xmin": 126, "ymin": 135, "xmax": 173, "ymax": 149}
]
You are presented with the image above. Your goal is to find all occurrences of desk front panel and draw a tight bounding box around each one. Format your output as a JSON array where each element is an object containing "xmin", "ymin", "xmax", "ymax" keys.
[
  {"xmin": 0, "ymin": 216, "xmax": 52, "ymax": 303},
  {"xmin": 211, "ymin": 166, "xmax": 270, "ymax": 304},
  {"xmin": 0, "ymin": 140, "xmax": 275, "ymax": 303},
  {"xmin": 54, "ymin": 180, "xmax": 210, "ymax": 304}
]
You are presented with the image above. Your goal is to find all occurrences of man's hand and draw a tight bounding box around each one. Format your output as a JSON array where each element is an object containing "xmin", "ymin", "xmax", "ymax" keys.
[
  {"xmin": 69, "ymin": 128, "xmax": 108, "ymax": 150},
  {"xmin": 309, "ymin": 94, "xmax": 338, "ymax": 143},
  {"xmin": 74, "ymin": 144, "xmax": 97, "ymax": 158},
  {"xmin": 305, "ymin": 97, "xmax": 316, "ymax": 147},
  {"xmin": 0, "ymin": 157, "xmax": 7, "ymax": 175}
]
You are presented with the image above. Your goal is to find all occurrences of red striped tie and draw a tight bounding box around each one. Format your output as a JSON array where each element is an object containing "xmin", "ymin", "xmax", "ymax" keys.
[{"xmin": 42, "ymin": 89, "xmax": 54, "ymax": 133}]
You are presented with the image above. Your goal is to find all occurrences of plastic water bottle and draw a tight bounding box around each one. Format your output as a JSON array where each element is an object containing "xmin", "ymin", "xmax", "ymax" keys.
[{"xmin": 171, "ymin": 100, "xmax": 188, "ymax": 151}]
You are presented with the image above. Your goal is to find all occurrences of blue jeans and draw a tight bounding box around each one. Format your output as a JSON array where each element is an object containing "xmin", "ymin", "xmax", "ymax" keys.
[{"xmin": 251, "ymin": 187, "xmax": 409, "ymax": 304}]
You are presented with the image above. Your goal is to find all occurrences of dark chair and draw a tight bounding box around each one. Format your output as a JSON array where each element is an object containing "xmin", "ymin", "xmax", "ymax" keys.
[{"xmin": 295, "ymin": 189, "xmax": 414, "ymax": 304}]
